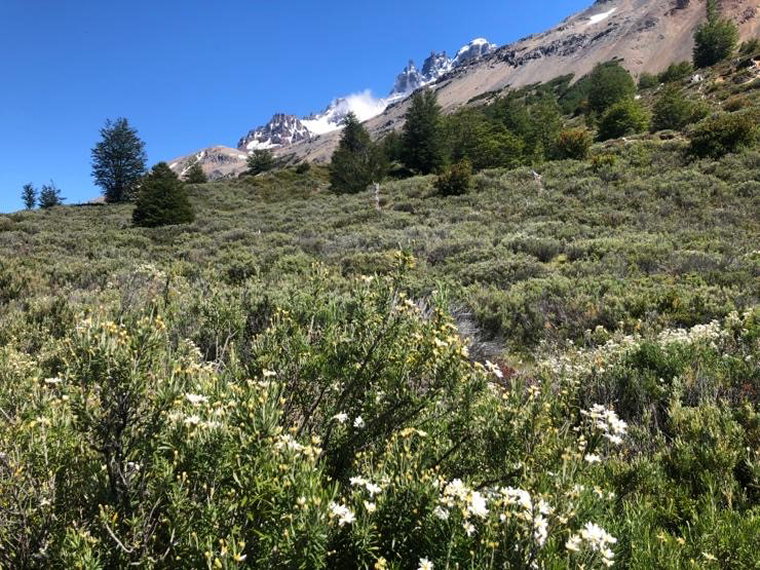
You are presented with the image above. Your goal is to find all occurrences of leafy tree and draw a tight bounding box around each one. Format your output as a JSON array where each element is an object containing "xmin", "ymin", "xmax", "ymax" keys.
[
  {"xmin": 693, "ymin": 0, "xmax": 739, "ymax": 68},
  {"xmin": 597, "ymin": 100, "xmax": 650, "ymax": 140},
  {"xmin": 21, "ymin": 183, "xmax": 37, "ymax": 210},
  {"xmin": 688, "ymin": 109, "xmax": 760, "ymax": 157},
  {"xmin": 434, "ymin": 159, "xmax": 473, "ymax": 196},
  {"xmin": 553, "ymin": 128, "xmax": 593, "ymax": 160},
  {"xmin": 247, "ymin": 149, "xmax": 276, "ymax": 175},
  {"xmin": 184, "ymin": 162, "xmax": 208, "ymax": 184},
  {"xmin": 525, "ymin": 96, "xmax": 563, "ymax": 161},
  {"xmin": 651, "ymin": 86, "xmax": 709, "ymax": 132},
  {"xmin": 446, "ymin": 109, "xmax": 523, "ymax": 171},
  {"xmin": 38, "ymin": 181, "xmax": 64, "ymax": 209},
  {"xmin": 132, "ymin": 163, "xmax": 195, "ymax": 227},
  {"xmin": 587, "ymin": 61, "xmax": 636, "ymax": 115},
  {"xmin": 400, "ymin": 89, "xmax": 446, "ymax": 174},
  {"xmin": 91, "ymin": 118, "xmax": 147, "ymax": 203},
  {"xmin": 329, "ymin": 113, "xmax": 387, "ymax": 194}
]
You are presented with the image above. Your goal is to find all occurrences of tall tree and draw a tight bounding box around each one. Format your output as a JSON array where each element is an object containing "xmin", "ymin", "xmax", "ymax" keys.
[
  {"xmin": 400, "ymin": 89, "xmax": 446, "ymax": 175},
  {"xmin": 38, "ymin": 181, "xmax": 64, "ymax": 209},
  {"xmin": 693, "ymin": 0, "xmax": 739, "ymax": 68},
  {"xmin": 184, "ymin": 161, "xmax": 208, "ymax": 184},
  {"xmin": 329, "ymin": 113, "xmax": 387, "ymax": 194},
  {"xmin": 247, "ymin": 149, "xmax": 276, "ymax": 175},
  {"xmin": 21, "ymin": 183, "xmax": 37, "ymax": 210},
  {"xmin": 587, "ymin": 61, "xmax": 636, "ymax": 115},
  {"xmin": 91, "ymin": 118, "xmax": 147, "ymax": 203},
  {"xmin": 132, "ymin": 163, "xmax": 195, "ymax": 227}
]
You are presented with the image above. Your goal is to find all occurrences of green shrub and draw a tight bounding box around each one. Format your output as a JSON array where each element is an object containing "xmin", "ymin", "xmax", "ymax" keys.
[
  {"xmin": 434, "ymin": 159, "xmax": 473, "ymax": 196},
  {"xmin": 597, "ymin": 99, "xmax": 650, "ymax": 140},
  {"xmin": 722, "ymin": 94, "xmax": 752, "ymax": 112},
  {"xmin": 651, "ymin": 86, "xmax": 709, "ymax": 132},
  {"xmin": 658, "ymin": 61, "xmax": 694, "ymax": 84},
  {"xmin": 688, "ymin": 110, "xmax": 760, "ymax": 157},
  {"xmin": 590, "ymin": 152, "xmax": 618, "ymax": 170},
  {"xmin": 638, "ymin": 72, "xmax": 659, "ymax": 89},
  {"xmin": 553, "ymin": 128, "xmax": 593, "ymax": 159}
]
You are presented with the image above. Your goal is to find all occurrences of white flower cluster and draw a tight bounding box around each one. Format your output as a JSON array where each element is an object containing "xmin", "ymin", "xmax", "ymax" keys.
[
  {"xmin": 328, "ymin": 502, "xmax": 356, "ymax": 526},
  {"xmin": 436, "ymin": 480, "xmax": 551, "ymax": 546},
  {"xmin": 582, "ymin": 404, "xmax": 628, "ymax": 446},
  {"xmin": 274, "ymin": 434, "xmax": 322, "ymax": 460},
  {"xmin": 332, "ymin": 412, "xmax": 365, "ymax": 429},
  {"xmin": 499, "ymin": 487, "xmax": 552, "ymax": 547},
  {"xmin": 566, "ymin": 522, "xmax": 617, "ymax": 567},
  {"xmin": 350, "ymin": 476, "xmax": 383, "ymax": 497}
]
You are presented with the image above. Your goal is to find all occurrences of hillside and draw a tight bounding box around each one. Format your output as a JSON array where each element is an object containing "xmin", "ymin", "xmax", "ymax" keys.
[
  {"xmin": 171, "ymin": 0, "xmax": 760, "ymax": 172},
  {"xmin": 2, "ymin": 128, "xmax": 760, "ymax": 565}
]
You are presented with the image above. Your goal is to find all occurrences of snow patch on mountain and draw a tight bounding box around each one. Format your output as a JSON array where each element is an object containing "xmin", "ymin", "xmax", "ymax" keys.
[
  {"xmin": 302, "ymin": 91, "xmax": 389, "ymax": 135},
  {"xmin": 587, "ymin": 7, "xmax": 617, "ymax": 25}
]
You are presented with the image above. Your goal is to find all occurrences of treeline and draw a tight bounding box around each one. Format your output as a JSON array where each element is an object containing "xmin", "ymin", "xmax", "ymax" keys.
[{"xmin": 327, "ymin": 0, "xmax": 753, "ymax": 195}]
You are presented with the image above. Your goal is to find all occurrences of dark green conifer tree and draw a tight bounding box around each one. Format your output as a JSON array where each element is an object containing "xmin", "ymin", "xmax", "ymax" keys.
[
  {"xmin": 693, "ymin": 0, "xmax": 739, "ymax": 68},
  {"xmin": 400, "ymin": 90, "xmax": 446, "ymax": 174},
  {"xmin": 21, "ymin": 183, "xmax": 37, "ymax": 210},
  {"xmin": 91, "ymin": 118, "xmax": 147, "ymax": 203},
  {"xmin": 184, "ymin": 162, "xmax": 208, "ymax": 184},
  {"xmin": 132, "ymin": 162, "xmax": 195, "ymax": 227},
  {"xmin": 38, "ymin": 181, "xmax": 64, "ymax": 209},
  {"xmin": 247, "ymin": 149, "xmax": 276, "ymax": 175},
  {"xmin": 329, "ymin": 113, "xmax": 387, "ymax": 193}
]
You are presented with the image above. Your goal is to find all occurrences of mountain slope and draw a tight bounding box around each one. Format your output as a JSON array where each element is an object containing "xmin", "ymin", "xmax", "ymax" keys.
[
  {"xmin": 169, "ymin": 0, "xmax": 760, "ymax": 176},
  {"xmin": 284, "ymin": 0, "xmax": 760, "ymax": 164}
]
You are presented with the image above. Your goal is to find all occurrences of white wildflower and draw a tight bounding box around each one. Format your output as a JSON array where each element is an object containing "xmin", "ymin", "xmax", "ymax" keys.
[
  {"xmin": 585, "ymin": 453, "xmax": 602, "ymax": 464},
  {"xmin": 433, "ymin": 506, "xmax": 450, "ymax": 520},
  {"xmin": 418, "ymin": 557, "xmax": 434, "ymax": 570},
  {"xmin": 185, "ymin": 393, "xmax": 208, "ymax": 406},
  {"xmin": 533, "ymin": 515, "xmax": 549, "ymax": 547},
  {"xmin": 332, "ymin": 412, "xmax": 349, "ymax": 424},
  {"xmin": 353, "ymin": 416, "xmax": 365, "ymax": 429},
  {"xmin": 485, "ymin": 360, "xmax": 504, "ymax": 379},
  {"xmin": 183, "ymin": 415, "xmax": 202, "ymax": 426},
  {"xmin": 328, "ymin": 502, "xmax": 356, "ymax": 526},
  {"xmin": 566, "ymin": 535, "xmax": 582, "ymax": 552},
  {"xmin": 468, "ymin": 491, "xmax": 489, "ymax": 519}
]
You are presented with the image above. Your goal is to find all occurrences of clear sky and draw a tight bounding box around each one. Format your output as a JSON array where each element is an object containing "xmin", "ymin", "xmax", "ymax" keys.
[{"xmin": 0, "ymin": 0, "xmax": 591, "ymax": 212}]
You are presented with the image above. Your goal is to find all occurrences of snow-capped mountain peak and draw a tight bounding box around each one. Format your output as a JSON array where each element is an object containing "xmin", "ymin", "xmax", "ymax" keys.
[
  {"xmin": 235, "ymin": 37, "xmax": 497, "ymax": 155},
  {"xmin": 452, "ymin": 38, "xmax": 498, "ymax": 67},
  {"xmin": 238, "ymin": 113, "xmax": 311, "ymax": 152}
]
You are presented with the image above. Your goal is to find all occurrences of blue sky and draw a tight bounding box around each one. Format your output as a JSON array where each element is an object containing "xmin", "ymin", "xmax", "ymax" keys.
[{"xmin": 0, "ymin": 0, "xmax": 590, "ymax": 212}]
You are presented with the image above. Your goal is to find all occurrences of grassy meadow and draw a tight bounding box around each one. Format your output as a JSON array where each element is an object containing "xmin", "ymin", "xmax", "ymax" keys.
[{"xmin": 2, "ymin": 61, "xmax": 760, "ymax": 567}]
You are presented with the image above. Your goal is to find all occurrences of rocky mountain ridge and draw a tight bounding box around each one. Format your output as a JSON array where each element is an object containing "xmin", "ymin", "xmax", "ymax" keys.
[{"xmin": 169, "ymin": 0, "xmax": 760, "ymax": 178}]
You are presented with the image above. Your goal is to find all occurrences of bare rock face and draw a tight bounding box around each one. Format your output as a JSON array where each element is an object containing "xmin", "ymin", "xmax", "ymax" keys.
[
  {"xmin": 168, "ymin": 146, "xmax": 249, "ymax": 180},
  {"xmin": 237, "ymin": 114, "xmax": 311, "ymax": 152},
  {"xmin": 390, "ymin": 61, "xmax": 426, "ymax": 97}
]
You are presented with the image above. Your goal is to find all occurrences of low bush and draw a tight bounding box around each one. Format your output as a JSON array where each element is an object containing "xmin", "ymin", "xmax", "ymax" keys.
[
  {"xmin": 434, "ymin": 159, "xmax": 473, "ymax": 196},
  {"xmin": 688, "ymin": 110, "xmax": 760, "ymax": 157}
]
